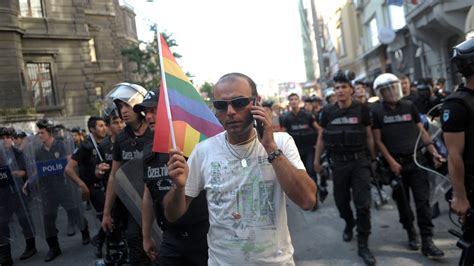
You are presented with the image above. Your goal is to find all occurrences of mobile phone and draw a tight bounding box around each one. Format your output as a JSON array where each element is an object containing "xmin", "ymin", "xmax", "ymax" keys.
[{"xmin": 253, "ymin": 98, "xmax": 264, "ymax": 138}]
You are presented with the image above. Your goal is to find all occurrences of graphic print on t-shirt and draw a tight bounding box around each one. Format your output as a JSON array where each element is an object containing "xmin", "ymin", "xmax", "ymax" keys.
[{"xmin": 206, "ymin": 157, "xmax": 278, "ymax": 256}]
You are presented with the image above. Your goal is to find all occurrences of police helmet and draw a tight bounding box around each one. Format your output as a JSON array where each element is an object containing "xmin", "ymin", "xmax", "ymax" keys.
[
  {"xmin": 451, "ymin": 38, "xmax": 474, "ymax": 78},
  {"xmin": 133, "ymin": 90, "xmax": 159, "ymax": 114},
  {"xmin": 105, "ymin": 83, "xmax": 147, "ymax": 118},
  {"xmin": 0, "ymin": 127, "xmax": 13, "ymax": 138},
  {"xmin": 36, "ymin": 119, "xmax": 55, "ymax": 133},
  {"xmin": 324, "ymin": 88, "xmax": 335, "ymax": 101},
  {"xmin": 333, "ymin": 70, "xmax": 355, "ymax": 85},
  {"xmin": 373, "ymin": 73, "xmax": 403, "ymax": 103},
  {"xmin": 13, "ymin": 129, "xmax": 27, "ymax": 138}
]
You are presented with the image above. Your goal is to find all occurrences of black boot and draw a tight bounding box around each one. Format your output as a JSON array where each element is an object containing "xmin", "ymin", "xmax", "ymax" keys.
[
  {"xmin": 92, "ymin": 229, "xmax": 105, "ymax": 258},
  {"xmin": 358, "ymin": 236, "xmax": 376, "ymax": 266},
  {"xmin": 421, "ymin": 237, "xmax": 444, "ymax": 258},
  {"xmin": 81, "ymin": 226, "xmax": 91, "ymax": 245},
  {"xmin": 0, "ymin": 244, "xmax": 13, "ymax": 266},
  {"xmin": 343, "ymin": 220, "xmax": 355, "ymax": 242},
  {"xmin": 45, "ymin": 236, "xmax": 62, "ymax": 262},
  {"xmin": 20, "ymin": 237, "xmax": 37, "ymax": 260},
  {"xmin": 406, "ymin": 227, "xmax": 420, "ymax": 251},
  {"xmin": 319, "ymin": 186, "xmax": 329, "ymax": 203},
  {"xmin": 431, "ymin": 202, "xmax": 440, "ymax": 219}
]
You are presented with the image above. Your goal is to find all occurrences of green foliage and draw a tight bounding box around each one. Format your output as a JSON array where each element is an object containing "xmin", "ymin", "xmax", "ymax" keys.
[
  {"xmin": 121, "ymin": 25, "xmax": 190, "ymax": 89},
  {"xmin": 0, "ymin": 108, "xmax": 36, "ymax": 116},
  {"xmin": 199, "ymin": 81, "xmax": 214, "ymax": 104}
]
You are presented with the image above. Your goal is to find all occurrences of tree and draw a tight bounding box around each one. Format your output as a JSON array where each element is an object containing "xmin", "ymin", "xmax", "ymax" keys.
[{"xmin": 121, "ymin": 25, "xmax": 190, "ymax": 89}]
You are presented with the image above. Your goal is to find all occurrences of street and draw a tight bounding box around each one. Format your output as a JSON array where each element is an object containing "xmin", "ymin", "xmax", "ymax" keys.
[{"xmin": 9, "ymin": 181, "xmax": 461, "ymax": 265}]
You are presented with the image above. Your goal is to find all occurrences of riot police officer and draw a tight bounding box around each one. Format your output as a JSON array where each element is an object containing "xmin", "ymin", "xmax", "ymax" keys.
[
  {"xmin": 371, "ymin": 73, "xmax": 445, "ymax": 258},
  {"xmin": 101, "ymin": 83, "xmax": 152, "ymax": 265},
  {"xmin": 65, "ymin": 116, "xmax": 108, "ymax": 258},
  {"xmin": 31, "ymin": 119, "xmax": 90, "ymax": 262},
  {"xmin": 281, "ymin": 93, "xmax": 325, "ymax": 205},
  {"xmin": 96, "ymin": 105, "xmax": 125, "ymax": 183},
  {"xmin": 136, "ymin": 90, "xmax": 210, "ymax": 264},
  {"xmin": 314, "ymin": 70, "xmax": 376, "ymax": 265},
  {"xmin": 441, "ymin": 38, "xmax": 474, "ymax": 261},
  {"xmin": 0, "ymin": 127, "xmax": 37, "ymax": 265}
]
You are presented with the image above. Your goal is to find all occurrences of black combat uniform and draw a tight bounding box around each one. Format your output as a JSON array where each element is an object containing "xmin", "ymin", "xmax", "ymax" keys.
[
  {"xmin": 113, "ymin": 125, "xmax": 153, "ymax": 264},
  {"xmin": 72, "ymin": 136, "xmax": 105, "ymax": 218},
  {"xmin": 319, "ymin": 101, "xmax": 372, "ymax": 241},
  {"xmin": 371, "ymin": 100, "xmax": 433, "ymax": 243},
  {"xmin": 143, "ymin": 146, "xmax": 209, "ymax": 265},
  {"xmin": 281, "ymin": 110, "xmax": 318, "ymax": 186},
  {"xmin": 0, "ymin": 146, "xmax": 35, "ymax": 259},
  {"xmin": 442, "ymin": 86, "xmax": 474, "ymax": 208}
]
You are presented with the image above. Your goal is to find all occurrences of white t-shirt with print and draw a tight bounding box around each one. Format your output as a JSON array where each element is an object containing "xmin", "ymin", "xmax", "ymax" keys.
[{"xmin": 185, "ymin": 131, "xmax": 305, "ymax": 266}]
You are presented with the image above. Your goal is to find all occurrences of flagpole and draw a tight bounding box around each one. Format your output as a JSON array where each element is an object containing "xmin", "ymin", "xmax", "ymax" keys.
[{"xmin": 155, "ymin": 24, "xmax": 177, "ymax": 150}]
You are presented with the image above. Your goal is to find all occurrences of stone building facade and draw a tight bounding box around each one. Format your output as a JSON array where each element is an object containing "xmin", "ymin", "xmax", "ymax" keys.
[{"xmin": 0, "ymin": 0, "xmax": 139, "ymax": 117}]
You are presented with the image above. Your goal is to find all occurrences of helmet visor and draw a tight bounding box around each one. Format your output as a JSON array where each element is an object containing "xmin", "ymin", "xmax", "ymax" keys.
[
  {"xmin": 106, "ymin": 84, "xmax": 145, "ymax": 108},
  {"xmin": 376, "ymin": 82, "xmax": 402, "ymax": 103}
]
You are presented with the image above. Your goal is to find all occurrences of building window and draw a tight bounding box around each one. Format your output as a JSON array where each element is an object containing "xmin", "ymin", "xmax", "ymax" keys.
[
  {"xmin": 95, "ymin": 86, "xmax": 102, "ymax": 96},
  {"xmin": 126, "ymin": 16, "xmax": 133, "ymax": 34},
  {"xmin": 89, "ymin": 38, "xmax": 97, "ymax": 62},
  {"xmin": 19, "ymin": 0, "xmax": 43, "ymax": 18},
  {"xmin": 368, "ymin": 17, "xmax": 379, "ymax": 48},
  {"xmin": 388, "ymin": 5, "xmax": 406, "ymax": 30},
  {"xmin": 26, "ymin": 63, "xmax": 55, "ymax": 107},
  {"xmin": 336, "ymin": 25, "xmax": 345, "ymax": 57}
]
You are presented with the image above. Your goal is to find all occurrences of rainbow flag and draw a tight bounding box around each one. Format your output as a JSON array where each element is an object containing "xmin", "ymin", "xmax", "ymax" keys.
[{"xmin": 153, "ymin": 34, "xmax": 224, "ymax": 156}]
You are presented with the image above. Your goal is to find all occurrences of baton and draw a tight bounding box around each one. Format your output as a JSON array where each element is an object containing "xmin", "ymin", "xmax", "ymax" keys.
[{"xmin": 89, "ymin": 133, "xmax": 104, "ymax": 162}]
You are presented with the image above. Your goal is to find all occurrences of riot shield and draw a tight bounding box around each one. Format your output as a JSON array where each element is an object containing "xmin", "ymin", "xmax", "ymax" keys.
[
  {"xmin": 0, "ymin": 140, "xmax": 37, "ymax": 246},
  {"xmin": 115, "ymin": 160, "xmax": 161, "ymax": 242},
  {"xmin": 23, "ymin": 134, "xmax": 87, "ymax": 238},
  {"xmin": 416, "ymin": 116, "xmax": 452, "ymax": 208},
  {"xmin": 427, "ymin": 124, "xmax": 451, "ymax": 207}
]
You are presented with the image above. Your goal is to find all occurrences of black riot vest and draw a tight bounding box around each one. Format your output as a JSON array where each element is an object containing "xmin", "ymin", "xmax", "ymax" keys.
[
  {"xmin": 142, "ymin": 146, "xmax": 209, "ymax": 232},
  {"xmin": 99, "ymin": 137, "xmax": 114, "ymax": 166},
  {"xmin": 444, "ymin": 87, "xmax": 474, "ymax": 166},
  {"xmin": 282, "ymin": 110, "xmax": 317, "ymax": 150},
  {"xmin": 115, "ymin": 125, "xmax": 153, "ymax": 163},
  {"xmin": 372, "ymin": 101, "xmax": 419, "ymax": 155},
  {"xmin": 322, "ymin": 102, "xmax": 368, "ymax": 154}
]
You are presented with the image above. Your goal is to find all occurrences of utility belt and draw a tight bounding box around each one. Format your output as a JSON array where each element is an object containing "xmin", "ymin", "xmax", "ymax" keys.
[
  {"xmin": 87, "ymin": 181, "xmax": 104, "ymax": 189},
  {"xmin": 329, "ymin": 150, "xmax": 368, "ymax": 162}
]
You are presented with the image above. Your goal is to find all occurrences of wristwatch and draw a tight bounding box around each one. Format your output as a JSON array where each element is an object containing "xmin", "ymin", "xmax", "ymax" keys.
[{"xmin": 268, "ymin": 149, "xmax": 283, "ymax": 163}]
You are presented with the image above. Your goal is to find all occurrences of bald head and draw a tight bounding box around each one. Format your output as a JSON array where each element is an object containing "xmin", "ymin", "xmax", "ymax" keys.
[{"xmin": 215, "ymin": 73, "xmax": 258, "ymax": 97}]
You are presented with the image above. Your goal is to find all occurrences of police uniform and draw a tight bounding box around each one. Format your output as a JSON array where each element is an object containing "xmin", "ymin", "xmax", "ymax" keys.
[
  {"xmin": 35, "ymin": 139, "xmax": 86, "ymax": 238},
  {"xmin": 371, "ymin": 100, "xmax": 434, "ymax": 238},
  {"xmin": 72, "ymin": 136, "xmax": 105, "ymax": 218},
  {"xmin": 281, "ymin": 109, "xmax": 318, "ymax": 184},
  {"xmin": 0, "ymin": 146, "xmax": 35, "ymax": 247},
  {"xmin": 441, "ymin": 86, "xmax": 474, "ymax": 205},
  {"xmin": 143, "ymin": 146, "xmax": 209, "ymax": 265},
  {"xmin": 113, "ymin": 124, "xmax": 153, "ymax": 264},
  {"xmin": 319, "ymin": 101, "xmax": 372, "ymax": 238}
]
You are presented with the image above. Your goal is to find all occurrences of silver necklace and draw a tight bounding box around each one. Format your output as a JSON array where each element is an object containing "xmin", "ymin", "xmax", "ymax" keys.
[{"xmin": 225, "ymin": 132, "xmax": 257, "ymax": 168}]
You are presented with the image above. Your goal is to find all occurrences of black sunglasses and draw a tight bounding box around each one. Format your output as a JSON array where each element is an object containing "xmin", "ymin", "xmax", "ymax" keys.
[{"xmin": 213, "ymin": 97, "xmax": 255, "ymax": 111}]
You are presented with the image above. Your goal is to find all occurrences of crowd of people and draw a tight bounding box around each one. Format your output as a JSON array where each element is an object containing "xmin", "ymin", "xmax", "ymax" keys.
[{"xmin": 0, "ymin": 38, "xmax": 473, "ymax": 266}]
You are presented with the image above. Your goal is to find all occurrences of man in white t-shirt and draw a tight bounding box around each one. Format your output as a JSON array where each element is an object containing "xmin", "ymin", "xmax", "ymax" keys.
[{"xmin": 163, "ymin": 73, "xmax": 317, "ymax": 265}]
